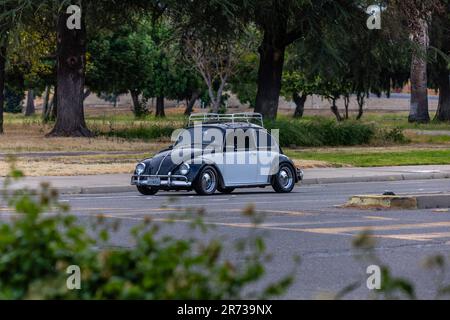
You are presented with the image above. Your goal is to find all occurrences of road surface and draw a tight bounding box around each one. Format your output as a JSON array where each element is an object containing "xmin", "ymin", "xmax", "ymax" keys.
[{"xmin": 3, "ymin": 179, "xmax": 450, "ymax": 299}]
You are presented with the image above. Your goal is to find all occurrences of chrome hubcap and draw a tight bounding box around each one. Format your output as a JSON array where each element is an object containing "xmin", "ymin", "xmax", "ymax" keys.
[
  {"xmin": 201, "ymin": 171, "xmax": 216, "ymax": 193},
  {"xmin": 279, "ymin": 168, "xmax": 293, "ymax": 189}
]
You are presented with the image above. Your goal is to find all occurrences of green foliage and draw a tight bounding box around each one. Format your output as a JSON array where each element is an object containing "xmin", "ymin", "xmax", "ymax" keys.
[
  {"xmin": 379, "ymin": 127, "xmax": 410, "ymax": 144},
  {"xmin": 281, "ymin": 71, "xmax": 320, "ymax": 100},
  {"xmin": 266, "ymin": 118, "xmax": 376, "ymax": 147},
  {"xmin": 87, "ymin": 19, "xmax": 202, "ymax": 117},
  {"xmin": 0, "ymin": 165, "xmax": 294, "ymax": 299},
  {"xmin": 230, "ymin": 52, "xmax": 259, "ymax": 107},
  {"xmin": 4, "ymin": 87, "xmax": 23, "ymax": 113},
  {"xmin": 0, "ymin": 164, "xmax": 90, "ymax": 299},
  {"xmin": 87, "ymin": 24, "xmax": 155, "ymax": 99}
]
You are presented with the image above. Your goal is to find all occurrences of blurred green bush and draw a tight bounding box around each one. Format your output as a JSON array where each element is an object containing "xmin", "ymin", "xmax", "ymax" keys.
[{"xmin": 0, "ymin": 164, "xmax": 293, "ymax": 299}]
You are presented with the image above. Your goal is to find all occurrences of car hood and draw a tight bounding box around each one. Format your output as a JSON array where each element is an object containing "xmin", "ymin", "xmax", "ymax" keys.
[{"xmin": 144, "ymin": 147, "xmax": 204, "ymax": 175}]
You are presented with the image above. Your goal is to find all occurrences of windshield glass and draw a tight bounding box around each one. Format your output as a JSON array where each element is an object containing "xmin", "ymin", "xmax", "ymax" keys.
[{"xmin": 173, "ymin": 127, "xmax": 224, "ymax": 149}]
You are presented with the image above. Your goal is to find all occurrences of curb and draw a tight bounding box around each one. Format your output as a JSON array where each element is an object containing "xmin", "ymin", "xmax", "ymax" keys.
[
  {"xmin": 346, "ymin": 193, "xmax": 450, "ymax": 210},
  {"xmin": 3, "ymin": 173, "xmax": 450, "ymax": 195},
  {"xmin": 302, "ymin": 173, "xmax": 450, "ymax": 186}
]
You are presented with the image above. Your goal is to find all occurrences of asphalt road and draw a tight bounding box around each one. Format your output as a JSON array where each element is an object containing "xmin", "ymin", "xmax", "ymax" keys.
[{"xmin": 4, "ymin": 179, "xmax": 450, "ymax": 299}]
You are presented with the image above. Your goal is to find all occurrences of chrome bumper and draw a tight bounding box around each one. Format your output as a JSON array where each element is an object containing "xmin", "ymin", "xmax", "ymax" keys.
[
  {"xmin": 131, "ymin": 174, "xmax": 192, "ymax": 187},
  {"xmin": 297, "ymin": 168, "xmax": 304, "ymax": 181}
]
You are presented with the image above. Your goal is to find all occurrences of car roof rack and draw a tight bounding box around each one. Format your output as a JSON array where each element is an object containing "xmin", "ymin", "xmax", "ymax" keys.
[{"xmin": 188, "ymin": 112, "xmax": 264, "ymax": 127}]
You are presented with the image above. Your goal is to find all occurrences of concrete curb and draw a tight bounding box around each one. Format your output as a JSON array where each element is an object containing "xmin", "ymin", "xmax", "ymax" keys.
[
  {"xmin": 346, "ymin": 193, "xmax": 450, "ymax": 210},
  {"xmin": 3, "ymin": 172, "xmax": 450, "ymax": 195},
  {"xmin": 302, "ymin": 172, "xmax": 450, "ymax": 186}
]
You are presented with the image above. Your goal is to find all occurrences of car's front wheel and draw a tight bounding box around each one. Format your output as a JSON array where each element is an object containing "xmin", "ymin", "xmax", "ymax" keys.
[
  {"xmin": 272, "ymin": 164, "xmax": 295, "ymax": 193},
  {"xmin": 137, "ymin": 186, "xmax": 159, "ymax": 196},
  {"xmin": 194, "ymin": 166, "xmax": 218, "ymax": 195}
]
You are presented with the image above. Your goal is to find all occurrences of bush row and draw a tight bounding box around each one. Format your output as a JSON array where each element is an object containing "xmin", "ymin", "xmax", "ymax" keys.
[{"xmin": 101, "ymin": 118, "xmax": 407, "ymax": 148}]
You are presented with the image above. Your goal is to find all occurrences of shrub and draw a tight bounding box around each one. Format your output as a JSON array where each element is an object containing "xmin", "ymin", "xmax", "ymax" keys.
[
  {"xmin": 0, "ymin": 164, "xmax": 294, "ymax": 299},
  {"xmin": 378, "ymin": 127, "xmax": 409, "ymax": 144},
  {"xmin": 100, "ymin": 117, "xmax": 385, "ymax": 148},
  {"xmin": 266, "ymin": 119, "xmax": 376, "ymax": 147}
]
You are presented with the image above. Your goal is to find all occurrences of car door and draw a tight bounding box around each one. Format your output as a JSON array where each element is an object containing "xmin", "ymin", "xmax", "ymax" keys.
[
  {"xmin": 222, "ymin": 128, "xmax": 258, "ymax": 186},
  {"xmin": 255, "ymin": 129, "xmax": 280, "ymax": 184}
]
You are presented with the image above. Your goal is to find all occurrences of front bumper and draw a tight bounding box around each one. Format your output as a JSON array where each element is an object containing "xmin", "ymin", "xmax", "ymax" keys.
[
  {"xmin": 131, "ymin": 174, "xmax": 192, "ymax": 188},
  {"xmin": 296, "ymin": 168, "xmax": 304, "ymax": 181}
]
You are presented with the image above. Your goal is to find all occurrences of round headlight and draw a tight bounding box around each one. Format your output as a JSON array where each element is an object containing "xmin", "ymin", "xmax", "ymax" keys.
[
  {"xmin": 179, "ymin": 163, "xmax": 190, "ymax": 175},
  {"xmin": 135, "ymin": 163, "xmax": 146, "ymax": 175}
]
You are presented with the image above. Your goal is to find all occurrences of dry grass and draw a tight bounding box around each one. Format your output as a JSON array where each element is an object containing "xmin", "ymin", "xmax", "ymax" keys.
[
  {"xmin": 0, "ymin": 153, "xmax": 149, "ymax": 176},
  {"xmin": 0, "ymin": 118, "xmax": 166, "ymax": 153},
  {"xmin": 292, "ymin": 159, "xmax": 337, "ymax": 169},
  {"xmin": 0, "ymin": 160, "xmax": 136, "ymax": 176}
]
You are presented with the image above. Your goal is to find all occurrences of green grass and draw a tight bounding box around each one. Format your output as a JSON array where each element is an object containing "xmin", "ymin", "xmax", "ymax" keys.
[
  {"xmin": 362, "ymin": 113, "xmax": 450, "ymax": 131},
  {"xmin": 286, "ymin": 149, "xmax": 450, "ymax": 167}
]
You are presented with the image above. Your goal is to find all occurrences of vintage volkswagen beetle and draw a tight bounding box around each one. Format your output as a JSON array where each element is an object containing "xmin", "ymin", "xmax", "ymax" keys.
[{"xmin": 131, "ymin": 113, "xmax": 303, "ymax": 195}]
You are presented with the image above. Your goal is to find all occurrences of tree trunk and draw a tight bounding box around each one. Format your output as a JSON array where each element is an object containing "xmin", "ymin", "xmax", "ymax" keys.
[
  {"xmin": 409, "ymin": 18, "xmax": 430, "ymax": 123},
  {"xmin": 50, "ymin": 85, "xmax": 58, "ymax": 121},
  {"xmin": 435, "ymin": 70, "xmax": 450, "ymax": 121},
  {"xmin": 254, "ymin": 31, "xmax": 286, "ymax": 120},
  {"xmin": 344, "ymin": 95, "xmax": 350, "ymax": 120},
  {"xmin": 156, "ymin": 96, "xmax": 165, "ymax": 117},
  {"xmin": 211, "ymin": 97, "xmax": 221, "ymax": 113},
  {"xmin": 42, "ymin": 86, "xmax": 50, "ymax": 119},
  {"xmin": 25, "ymin": 90, "xmax": 35, "ymax": 116},
  {"xmin": 293, "ymin": 92, "xmax": 307, "ymax": 118},
  {"xmin": 48, "ymin": 10, "xmax": 92, "ymax": 137},
  {"xmin": 0, "ymin": 45, "xmax": 6, "ymax": 134},
  {"xmin": 130, "ymin": 90, "xmax": 146, "ymax": 117},
  {"xmin": 330, "ymin": 98, "xmax": 343, "ymax": 122},
  {"xmin": 356, "ymin": 94, "xmax": 365, "ymax": 120},
  {"xmin": 184, "ymin": 90, "xmax": 200, "ymax": 115}
]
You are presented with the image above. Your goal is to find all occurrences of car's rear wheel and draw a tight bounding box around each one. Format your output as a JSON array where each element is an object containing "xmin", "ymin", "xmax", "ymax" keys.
[
  {"xmin": 137, "ymin": 186, "xmax": 159, "ymax": 196},
  {"xmin": 272, "ymin": 164, "xmax": 295, "ymax": 193},
  {"xmin": 217, "ymin": 186, "xmax": 235, "ymax": 194},
  {"xmin": 194, "ymin": 166, "xmax": 218, "ymax": 195}
]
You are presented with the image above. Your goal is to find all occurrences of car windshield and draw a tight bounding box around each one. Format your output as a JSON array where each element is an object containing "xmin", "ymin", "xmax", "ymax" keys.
[{"xmin": 173, "ymin": 127, "xmax": 223, "ymax": 149}]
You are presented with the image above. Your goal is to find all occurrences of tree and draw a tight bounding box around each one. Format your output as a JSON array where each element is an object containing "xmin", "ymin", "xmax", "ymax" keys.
[
  {"xmin": 281, "ymin": 71, "xmax": 319, "ymax": 118},
  {"xmin": 0, "ymin": 0, "xmax": 16, "ymax": 133},
  {"xmin": 88, "ymin": 19, "xmax": 199, "ymax": 118},
  {"xmin": 281, "ymin": 2, "xmax": 410, "ymax": 121},
  {"xmin": 0, "ymin": 45, "xmax": 6, "ymax": 133},
  {"xmin": 183, "ymin": 21, "xmax": 258, "ymax": 113},
  {"xmin": 229, "ymin": 52, "xmax": 259, "ymax": 108},
  {"xmin": 244, "ymin": 0, "xmax": 359, "ymax": 119},
  {"xmin": 2, "ymin": 0, "xmax": 162, "ymax": 135},
  {"xmin": 390, "ymin": 0, "xmax": 445, "ymax": 123},
  {"xmin": 429, "ymin": 1, "xmax": 450, "ymax": 121},
  {"xmin": 87, "ymin": 25, "xmax": 156, "ymax": 117},
  {"xmin": 47, "ymin": 7, "xmax": 90, "ymax": 136},
  {"xmin": 24, "ymin": 90, "xmax": 35, "ymax": 116}
]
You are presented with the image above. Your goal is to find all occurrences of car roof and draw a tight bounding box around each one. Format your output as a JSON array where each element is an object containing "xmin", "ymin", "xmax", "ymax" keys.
[{"xmin": 186, "ymin": 122, "xmax": 264, "ymax": 130}]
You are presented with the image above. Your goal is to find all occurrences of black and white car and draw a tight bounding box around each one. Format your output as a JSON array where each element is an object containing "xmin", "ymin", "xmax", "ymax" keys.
[{"xmin": 131, "ymin": 113, "xmax": 303, "ymax": 195}]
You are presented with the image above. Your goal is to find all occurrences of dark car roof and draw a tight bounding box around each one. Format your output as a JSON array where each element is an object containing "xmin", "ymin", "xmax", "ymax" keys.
[{"xmin": 186, "ymin": 122, "xmax": 264, "ymax": 130}]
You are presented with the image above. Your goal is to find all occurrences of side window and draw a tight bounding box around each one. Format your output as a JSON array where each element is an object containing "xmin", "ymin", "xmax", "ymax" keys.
[
  {"xmin": 257, "ymin": 130, "xmax": 279, "ymax": 151},
  {"xmin": 225, "ymin": 129, "xmax": 257, "ymax": 152},
  {"xmin": 243, "ymin": 129, "xmax": 257, "ymax": 151}
]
